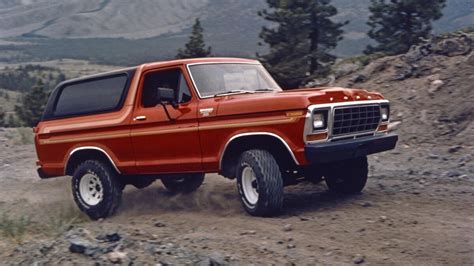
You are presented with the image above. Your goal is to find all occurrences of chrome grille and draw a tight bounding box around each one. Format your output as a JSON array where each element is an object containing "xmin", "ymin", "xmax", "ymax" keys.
[{"xmin": 332, "ymin": 105, "xmax": 381, "ymax": 136}]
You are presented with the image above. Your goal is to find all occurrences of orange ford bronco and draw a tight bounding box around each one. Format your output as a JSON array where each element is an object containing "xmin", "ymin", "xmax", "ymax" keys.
[{"xmin": 34, "ymin": 58, "xmax": 398, "ymax": 219}]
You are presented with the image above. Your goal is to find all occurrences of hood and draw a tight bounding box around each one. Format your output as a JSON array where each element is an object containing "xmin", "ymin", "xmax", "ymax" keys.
[{"xmin": 215, "ymin": 87, "xmax": 385, "ymax": 116}]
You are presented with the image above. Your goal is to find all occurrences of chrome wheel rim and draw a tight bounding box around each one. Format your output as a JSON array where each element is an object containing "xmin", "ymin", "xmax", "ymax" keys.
[
  {"xmin": 79, "ymin": 173, "xmax": 103, "ymax": 206},
  {"xmin": 242, "ymin": 166, "xmax": 259, "ymax": 205}
]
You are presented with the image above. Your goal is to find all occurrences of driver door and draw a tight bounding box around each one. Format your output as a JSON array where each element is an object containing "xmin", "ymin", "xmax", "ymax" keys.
[{"xmin": 130, "ymin": 66, "xmax": 202, "ymax": 174}]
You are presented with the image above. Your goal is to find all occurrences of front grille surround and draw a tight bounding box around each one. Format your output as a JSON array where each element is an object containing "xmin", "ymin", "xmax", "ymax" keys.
[
  {"xmin": 332, "ymin": 105, "xmax": 381, "ymax": 137},
  {"xmin": 304, "ymin": 100, "xmax": 389, "ymax": 144}
]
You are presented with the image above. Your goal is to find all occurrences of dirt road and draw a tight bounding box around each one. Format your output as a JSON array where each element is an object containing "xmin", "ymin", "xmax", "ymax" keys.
[{"xmin": 0, "ymin": 128, "xmax": 472, "ymax": 265}]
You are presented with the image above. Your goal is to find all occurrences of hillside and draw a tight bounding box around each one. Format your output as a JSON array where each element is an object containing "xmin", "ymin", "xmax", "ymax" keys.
[
  {"xmin": 0, "ymin": 0, "xmax": 472, "ymax": 62},
  {"xmin": 330, "ymin": 31, "xmax": 474, "ymax": 146}
]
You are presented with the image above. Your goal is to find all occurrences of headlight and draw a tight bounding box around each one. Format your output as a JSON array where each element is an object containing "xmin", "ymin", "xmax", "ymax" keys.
[
  {"xmin": 312, "ymin": 110, "xmax": 328, "ymax": 130},
  {"xmin": 380, "ymin": 104, "xmax": 390, "ymax": 122}
]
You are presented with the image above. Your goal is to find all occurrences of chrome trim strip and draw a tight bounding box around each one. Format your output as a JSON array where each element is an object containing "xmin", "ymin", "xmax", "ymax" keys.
[
  {"xmin": 304, "ymin": 100, "xmax": 389, "ymax": 144},
  {"xmin": 66, "ymin": 146, "xmax": 121, "ymax": 175},
  {"xmin": 219, "ymin": 132, "xmax": 300, "ymax": 170},
  {"xmin": 185, "ymin": 61, "xmax": 264, "ymax": 99}
]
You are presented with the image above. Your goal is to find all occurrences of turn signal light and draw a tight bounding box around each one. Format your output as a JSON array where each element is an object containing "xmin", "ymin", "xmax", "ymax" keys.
[
  {"xmin": 306, "ymin": 132, "xmax": 328, "ymax": 142},
  {"xmin": 378, "ymin": 123, "xmax": 388, "ymax": 132}
]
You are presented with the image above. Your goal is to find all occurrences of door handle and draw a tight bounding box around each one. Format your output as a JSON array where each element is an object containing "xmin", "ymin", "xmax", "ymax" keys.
[
  {"xmin": 134, "ymin": 116, "xmax": 147, "ymax": 121},
  {"xmin": 199, "ymin": 108, "xmax": 214, "ymax": 117}
]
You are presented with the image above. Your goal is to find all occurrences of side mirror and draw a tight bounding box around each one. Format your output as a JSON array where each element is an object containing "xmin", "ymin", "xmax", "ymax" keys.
[{"xmin": 156, "ymin": 87, "xmax": 178, "ymax": 108}]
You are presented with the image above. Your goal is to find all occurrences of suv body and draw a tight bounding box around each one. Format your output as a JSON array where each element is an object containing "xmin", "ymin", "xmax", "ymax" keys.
[{"xmin": 35, "ymin": 58, "xmax": 397, "ymax": 219}]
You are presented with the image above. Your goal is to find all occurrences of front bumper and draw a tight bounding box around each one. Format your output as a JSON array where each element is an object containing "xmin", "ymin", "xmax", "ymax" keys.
[{"xmin": 305, "ymin": 133, "xmax": 398, "ymax": 164}]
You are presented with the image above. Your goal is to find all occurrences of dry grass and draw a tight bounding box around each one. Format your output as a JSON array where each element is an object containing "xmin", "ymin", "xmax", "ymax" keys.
[
  {"xmin": 0, "ymin": 204, "xmax": 88, "ymax": 241},
  {"xmin": 43, "ymin": 206, "xmax": 88, "ymax": 237},
  {"xmin": 5, "ymin": 127, "xmax": 34, "ymax": 145},
  {"xmin": 0, "ymin": 211, "xmax": 32, "ymax": 241}
]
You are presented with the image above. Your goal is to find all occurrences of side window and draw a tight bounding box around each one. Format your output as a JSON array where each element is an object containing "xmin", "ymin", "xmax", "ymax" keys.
[
  {"xmin": 178, "ymin": 73, "xmax": 192, "ymax": 103},
  {"xmin": 54, "ymin": 75, "xmax": 128, "ymax": 117},
  {"xmin": 141, "ymin": 68, "xmax": 192, "ymax": 108}
]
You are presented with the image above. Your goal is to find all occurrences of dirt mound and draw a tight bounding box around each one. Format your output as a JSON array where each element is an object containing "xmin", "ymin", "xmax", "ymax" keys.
[{"xmin": 332, "ymin": 32, "xmax": 474, "ymax": 146}]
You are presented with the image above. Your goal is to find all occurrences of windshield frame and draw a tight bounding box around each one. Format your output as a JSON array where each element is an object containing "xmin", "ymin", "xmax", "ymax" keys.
[{"xmin": 186, "ymin": 62, "xmax": 281, "ymax": 99}]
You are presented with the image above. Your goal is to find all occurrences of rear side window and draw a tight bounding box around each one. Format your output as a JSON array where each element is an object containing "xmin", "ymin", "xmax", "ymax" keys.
[{"xmin": 54, "ymin": 75, "xmax": 128, "ymax": 117}]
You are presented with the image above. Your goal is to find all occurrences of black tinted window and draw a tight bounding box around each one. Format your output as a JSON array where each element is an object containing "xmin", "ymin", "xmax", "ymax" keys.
[{"xmin": 54, "ymin": 75, "xmax": 128, "ymax": 117}]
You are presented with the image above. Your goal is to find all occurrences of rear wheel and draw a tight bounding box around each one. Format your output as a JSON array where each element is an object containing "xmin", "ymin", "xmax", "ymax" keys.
[
  {"xmin": 236, "ymin": 150, "xmax": 283, "ymax": 217},
  {"xmin": 324, "ymin": 156, "xmax": 368, "ymax": 194},
  {"xmin": 161, "ymin": 173, "xmax": 205, "ymax": 194},
  {"xmin": 72, "ymin": 160, "xmax": 123, "ymax": 220}
]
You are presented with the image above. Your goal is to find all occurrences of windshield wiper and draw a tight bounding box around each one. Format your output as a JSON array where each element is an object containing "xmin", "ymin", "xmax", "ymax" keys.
[
  {"xmin": 254, "ymin": 88, "xmax": 276, "ymax": 92},
  {"xmin": 213, "ymin": 90, "xmax": 255, "ymax": 97}
]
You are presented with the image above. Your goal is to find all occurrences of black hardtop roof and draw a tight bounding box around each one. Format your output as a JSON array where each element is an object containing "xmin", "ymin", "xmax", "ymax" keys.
[{"xmin": 57, "ymin": 66, "xmax": 137, "ymax": 87}]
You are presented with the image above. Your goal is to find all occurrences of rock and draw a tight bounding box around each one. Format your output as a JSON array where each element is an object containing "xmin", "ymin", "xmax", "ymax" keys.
[
  {"xmin": 435, "ymin": 38, "xmax": 472, "ymax": 56},
  {"xmin": 426, "ymin": 74, "xmax": 441, "ymax": 82},
  {"xmin": 282, "ymin": 224, "xmax": 293, "ymax": 232},
  {"xmin": 446, "ymin": 170, "xmax": 461, "ymax": 177},
  {"xmin": 240, "ymin": 230, "xmax": 256, "ymax": 235},
  {"xmin": 107, "ymin": 251, "xmax": 127, "ymax": 264},
  {"xmin": 208, "ymin": 252, "xmax": 226, "ymax": 265},
  {"xmin": 96, "ymin": 233, "xmax": 121, "ymax": 243},
  {"xmin": 448, "ymin": 145, "xmax": 462, "ymax": 153},
  {"xmin": 69, "ymin": 238, "xmax": 97, "ymax": 256},
  {"xmin": 350, "ymin": 74, "xmax": 368, "ymax": 83},
  {"xmin": 200, "ymin": 252, "xmax": 226, "ymax": 266},
  {"xmin": 287, "ymin": 243, "xmax": 296, "ymax": 249},
  {"xmin": 306, "ymin": 75, "xmax": 336, "ymax": 87},
  {"xmin": 154, "ymin": 221, "xmax": 167, "ymax": 227},
  {"xmin": 353, "ymin": 254, "xmax": 365, "ymax": 264},
  {"xmin": 428, "ymin": 154, "xmax": 439, "ymax": 160},
  {"xmin": 299, "ymin": 216, "xmax": 310, "ymax": 221},
  {"xmin": 428, "ymin": 79, "xmax": 444, "ymax": 93},
  {"xmin": 324, "ymin": 251, "xmax": 333, "ymax": 256},
  {"xmin": 422, "ymin": 171, "xmax": 432, "ymax": 176},
  {"xmin": 379, "ymin": 216, "xmax": 387, "ymax": 222},
  {"xmin": 361, "ymin": 202, "xmax": 372, "ymax": 208},
  {"xmin": 394, "ymin": 66, "xmax": 414, "ymax": 80}
]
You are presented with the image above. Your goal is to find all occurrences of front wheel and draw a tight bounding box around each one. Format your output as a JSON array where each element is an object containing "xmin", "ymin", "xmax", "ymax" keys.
[
  {"xmin": 236, "ymin": 150, "xmax": 283, "ymax": 217},
  {"xmin": 72, "ymin": 160, "xmax": 123, "ymax": 220},
  {"xmin": 324, "ymin": 156, "xmax": 368, "ymax": 194},
  {"xmin": 161, "ymin": 173, "xmax": 205, "ymax": 194}
]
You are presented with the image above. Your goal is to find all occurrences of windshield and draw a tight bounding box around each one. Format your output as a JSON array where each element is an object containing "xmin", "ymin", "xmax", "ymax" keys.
[{"xmin": 188, "ymin": 63, "xmax": 282, "ymax": 97}]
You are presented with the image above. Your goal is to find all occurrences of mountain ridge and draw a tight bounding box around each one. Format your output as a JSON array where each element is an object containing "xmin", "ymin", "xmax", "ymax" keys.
[{"xmin": 0, "ymin": 0, "xmax": 472, "ymax": 58}]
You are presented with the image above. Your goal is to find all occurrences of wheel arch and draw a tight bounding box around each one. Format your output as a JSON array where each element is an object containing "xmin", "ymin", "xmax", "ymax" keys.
[
  {"xmin": 219, "ymin": 132, "xmax": 299, "ymax": 179},
  {"xmin": 65, "ymin": 146, "xmax": 120, "ymax": 176}
]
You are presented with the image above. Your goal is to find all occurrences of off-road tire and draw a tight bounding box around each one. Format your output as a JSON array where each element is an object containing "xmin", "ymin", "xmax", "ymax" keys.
[
  {"xmin": 161, "ymin": 173, "xmax": 205, "ymax": 194},
  {"xmin": 72, "ymin": 160, "xmax": 123, "ymax": 220},
  {"xmin": 236, "ymin": 149, "xmax": 283, "ymax": 217},
  {"xmin": 324, "ymin": 156, "xmax": 368, "ymax": 194}
]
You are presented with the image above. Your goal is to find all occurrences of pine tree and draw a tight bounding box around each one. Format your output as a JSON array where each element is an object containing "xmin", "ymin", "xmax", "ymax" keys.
[
  {"xmin": 259, "ymin": 0, "xmax": 347, "ymax": 88},
  {"xmin": 15, "ymin": 80, "xmax": 49, "ymax": 127},
  {"xmin": 176, "ymin": 18, "xmax": 212, "ymax": 59},
  {"xmin": 365, "ymin": 0, "xmax": 447, "ymax": 55}
]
